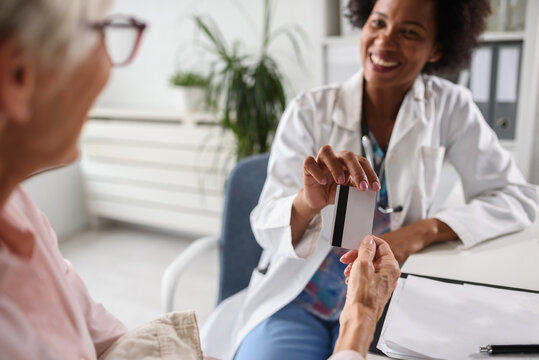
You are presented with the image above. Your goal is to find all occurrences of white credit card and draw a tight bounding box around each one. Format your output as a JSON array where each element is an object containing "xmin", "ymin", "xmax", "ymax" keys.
[{"xmin": 330, "ymin": 185, "xmax": 376, "ymax": 250}]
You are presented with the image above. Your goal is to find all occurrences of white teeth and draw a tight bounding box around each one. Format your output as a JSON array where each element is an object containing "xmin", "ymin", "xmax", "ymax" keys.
[{"xmin": 371, "ymin": 54, "xmax": 398, "ymax": 68}]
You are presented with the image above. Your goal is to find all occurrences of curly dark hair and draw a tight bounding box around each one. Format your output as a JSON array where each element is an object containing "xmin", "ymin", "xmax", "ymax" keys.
[{"xmin": 346, "ymin": 0, "xmax": 491, "ymax": 74}]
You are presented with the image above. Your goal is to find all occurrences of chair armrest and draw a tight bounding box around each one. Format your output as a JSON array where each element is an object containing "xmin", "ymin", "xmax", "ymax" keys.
[{"xmin": 161, "ymin": 235, "xmax": 219, "ymax": 313}]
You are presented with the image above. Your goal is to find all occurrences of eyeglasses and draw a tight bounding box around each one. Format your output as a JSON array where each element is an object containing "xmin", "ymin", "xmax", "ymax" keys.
[{"xmin": 91, "ymin": 15, "xmax": 147, "ymax": 67}]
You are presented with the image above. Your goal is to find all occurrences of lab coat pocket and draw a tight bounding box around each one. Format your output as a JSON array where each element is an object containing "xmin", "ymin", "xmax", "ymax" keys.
[{"xmin": 420, "ymin": 145, "xmax": 445, "ymax": 204}]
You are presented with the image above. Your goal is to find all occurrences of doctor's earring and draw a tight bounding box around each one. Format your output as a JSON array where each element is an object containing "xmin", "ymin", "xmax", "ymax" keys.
[
  {"xmin": 427, "ymin": 45, "xmax": 443, "ymax": 63},
  {"xmin": 427, "ymin": 54, "xmax": 442, "ymax": 63}
]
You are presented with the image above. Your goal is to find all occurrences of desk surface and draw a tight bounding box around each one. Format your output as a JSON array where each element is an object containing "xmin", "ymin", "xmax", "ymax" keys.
[{"xmin": 366, "ymin": 208, "xmax": 539, "ymax": 359}]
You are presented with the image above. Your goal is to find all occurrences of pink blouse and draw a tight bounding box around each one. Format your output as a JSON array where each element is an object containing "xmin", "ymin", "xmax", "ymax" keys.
[{"xmin": 0, "ymin": 187, "xmax": 126, "ymax": 360}]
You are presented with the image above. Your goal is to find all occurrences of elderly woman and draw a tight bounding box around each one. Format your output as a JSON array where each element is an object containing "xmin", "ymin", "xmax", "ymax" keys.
[
  {"xmin": 0, "ymin": 1, "xmax": 400, "ymax": 360},
  {"xmin": 0, "ymin": 1, "xmax": 140, "ymax": 358},
  {"xmin": 200, "ymin": 0, "xmax": 538, "ymax": 359}
]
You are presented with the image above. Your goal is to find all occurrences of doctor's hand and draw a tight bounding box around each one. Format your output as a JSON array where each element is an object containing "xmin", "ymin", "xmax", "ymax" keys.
[
  {"xmin": 378, "ymin": 219, "xmax": 458, "ymax": 264},
  {"xmin": 301, "ymin": 145, "xmax": 380, "ymax": 211},
  {"xmin": 334, "ymin": 235, "xmax": 400, "ymax": 357}
]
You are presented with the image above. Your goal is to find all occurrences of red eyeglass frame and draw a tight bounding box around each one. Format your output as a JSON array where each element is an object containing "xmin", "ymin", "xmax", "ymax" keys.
[{"xmin": 91, "ymin": 15, "xmax": 147, "ymax": 67}]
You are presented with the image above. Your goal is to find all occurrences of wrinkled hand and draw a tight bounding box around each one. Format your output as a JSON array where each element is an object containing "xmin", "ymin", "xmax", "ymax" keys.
[
  {"xmin": 333, "ymin": 236, "xmax": 400, "ymax": 356},
  {"xmin": 340, "ymin": 236, "xmax": 400, "ymax": 322},
  {"xmin": 302, "ymin": 145, "xmax": 380, "ymax": 212}
]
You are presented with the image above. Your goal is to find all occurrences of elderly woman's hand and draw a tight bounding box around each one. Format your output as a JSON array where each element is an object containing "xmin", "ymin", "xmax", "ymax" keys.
[
  {"xmin": 333, "ymin": 236, "xmax": 400, "ymax": 357},
  {"xmin": 341, "ymin": 236, "xmax": 400, "ymax": 322}
]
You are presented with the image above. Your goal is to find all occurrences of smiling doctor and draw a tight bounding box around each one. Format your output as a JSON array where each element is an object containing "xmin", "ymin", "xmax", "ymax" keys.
[{"xmin": 201, "ymin": 0, "xmax": 538, "ymax": 359}]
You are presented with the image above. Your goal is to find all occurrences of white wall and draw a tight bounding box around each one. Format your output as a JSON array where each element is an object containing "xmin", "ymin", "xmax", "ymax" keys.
[
  {"xmin": 22, "ymin": 162, "xmax": 89, "ymax": 240},
  {"xmin": 17, "ymin": 0, "xmax": 319, "ymax": 240},
  {"xmin": 514, "ymin": 0, "xmax": 539, "ymax": 185},
  {"xmin": 96, "ymin": 0, "xmax": 319, "ymax": 111},
  {"xmin": 532, "ymin": 115, "xmax": 539, "ymax": 185},
  {"xmin": 530, "ymin": 12, "xmax": 539, "ymax": 185}
]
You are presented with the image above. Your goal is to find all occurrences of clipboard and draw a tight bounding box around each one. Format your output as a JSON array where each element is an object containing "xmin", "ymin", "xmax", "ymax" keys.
[{"xmin": 368, "ymin": 272, "xmax": 539, "ymax": 356}]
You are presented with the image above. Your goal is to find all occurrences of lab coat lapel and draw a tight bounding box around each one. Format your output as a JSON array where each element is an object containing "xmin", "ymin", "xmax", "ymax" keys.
[
  {"xmin": 385, "ymin": 76, "xmax": 427, "ymax": 230},
  {"xmin": 332, "ymin": 71, "xmax": 364, "ymax": 154},
  {"xmin": 332, "ymin": 72, "xmax": 427, "ymax": 155},
  {"xmin": 387, "ymin": 76, "xmax": 426, "ymax": 153},
  {"xmin": 333, "ymin": 71, "xmax": 363, "ymax": 132}
]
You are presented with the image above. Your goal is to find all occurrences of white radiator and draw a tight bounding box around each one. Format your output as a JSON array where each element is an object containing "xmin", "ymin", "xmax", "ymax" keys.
[{"xmin": 80, "ymin": 109, "xmax": 234, "ymax": 236}]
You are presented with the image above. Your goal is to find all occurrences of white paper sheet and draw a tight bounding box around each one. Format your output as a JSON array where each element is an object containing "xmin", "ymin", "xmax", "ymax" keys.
[
  {"xmin": 378, "ymin": 276, "xmax": 539, "ymax": 360},
  {"xmin": 377, "ymin": 279, "xmax": 428, "ymax": 360}
]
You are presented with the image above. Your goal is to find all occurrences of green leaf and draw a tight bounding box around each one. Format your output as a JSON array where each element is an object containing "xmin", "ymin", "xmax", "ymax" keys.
[
  {"xmin": 169, "ymin": 71, "xmax": 209, "ymax": 87},
  {"xmin": 191, "ymin": 0, "xmax": 306, "ymax": 160},
  {"xmin": 193, "ymin": 16, "xmax": 230, "ymax": 61}
]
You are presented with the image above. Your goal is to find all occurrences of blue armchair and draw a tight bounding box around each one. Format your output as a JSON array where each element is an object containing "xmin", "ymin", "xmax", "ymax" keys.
[{"xmin": 161, "ymin": 153, "xmax": 269, "ymax": 312}]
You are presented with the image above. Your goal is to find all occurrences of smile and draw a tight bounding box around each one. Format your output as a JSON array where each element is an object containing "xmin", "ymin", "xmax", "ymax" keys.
[{"xmin": 369, "ymin": 53, "xmax": 400, "ymax": 69}]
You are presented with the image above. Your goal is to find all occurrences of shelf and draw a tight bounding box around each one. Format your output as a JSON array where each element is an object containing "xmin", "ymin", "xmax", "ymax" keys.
[
  {"xmin": 480, "ymin": 31, "xmax": 525, "ymax": 42},
  {"xmin": 89, "ymin": 107, "xmax": 218, "ymax": 125}
]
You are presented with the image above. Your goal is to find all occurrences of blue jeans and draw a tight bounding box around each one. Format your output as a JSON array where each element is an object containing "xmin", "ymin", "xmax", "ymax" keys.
[{"xmin": 234, "ymin": 301, "xmax": 341, "ymax": 360}]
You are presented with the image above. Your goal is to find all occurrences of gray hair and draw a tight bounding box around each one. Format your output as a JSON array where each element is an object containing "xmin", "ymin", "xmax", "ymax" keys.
[{"xmin": 0, "ymin": 0, "xmax": 111, "ymax": 67}]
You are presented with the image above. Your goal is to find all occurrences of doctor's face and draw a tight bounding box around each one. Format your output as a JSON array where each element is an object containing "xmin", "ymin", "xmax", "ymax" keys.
[{"xmin": 360, "ymin": 0, "xmax": 442, "ymax": 92}]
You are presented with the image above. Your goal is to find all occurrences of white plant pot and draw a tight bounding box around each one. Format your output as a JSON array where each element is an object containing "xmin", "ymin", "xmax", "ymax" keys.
[{"xmin": 172, "ymin": 86, "xmax": 206, "ymax": 114}]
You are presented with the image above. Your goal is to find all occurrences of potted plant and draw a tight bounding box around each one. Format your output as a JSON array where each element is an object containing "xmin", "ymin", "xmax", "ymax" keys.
[
  {"xmin": 169, "ymin": 70, "xmax": 209, "ymax": 113},
  {"xmin": 194, "ymin": 0, "xmax": 307, "ymax": 160}
]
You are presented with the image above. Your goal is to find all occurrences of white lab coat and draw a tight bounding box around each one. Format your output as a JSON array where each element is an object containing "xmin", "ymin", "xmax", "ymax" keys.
[{"xmin": 200, "ymin": 71, "xmax": 538, "ymax": 360}]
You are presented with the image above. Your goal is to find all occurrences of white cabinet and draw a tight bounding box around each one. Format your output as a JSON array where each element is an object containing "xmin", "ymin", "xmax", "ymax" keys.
[{"xmin": 80, "ymin": 109, "xmax": 234, "ymax": 236}]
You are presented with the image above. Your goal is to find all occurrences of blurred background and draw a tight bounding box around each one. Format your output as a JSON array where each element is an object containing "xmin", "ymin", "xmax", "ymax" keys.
[{"xmin": 22, "ymin": 0, "xmax": 539, "ymax": 330}]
